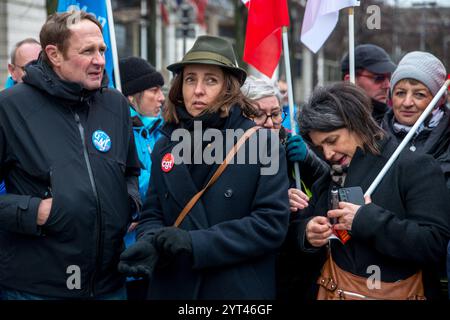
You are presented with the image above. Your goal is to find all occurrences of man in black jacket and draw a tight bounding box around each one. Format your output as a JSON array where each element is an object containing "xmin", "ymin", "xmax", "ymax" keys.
[
  {"xmin": 341, "ymin": 44, "xmax": 396, "ymax": 124},
  {"xmin": 0, "ymin": 11, "xmax": 141, "ymax": 299}
]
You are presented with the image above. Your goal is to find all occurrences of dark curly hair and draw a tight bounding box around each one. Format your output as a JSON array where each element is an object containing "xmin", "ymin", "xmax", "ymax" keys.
[{"xmin": 299, "ymin": 82, "xmax": 385, "ymax": 155}]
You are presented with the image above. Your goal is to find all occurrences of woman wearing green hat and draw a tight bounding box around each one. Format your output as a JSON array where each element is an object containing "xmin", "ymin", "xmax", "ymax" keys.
[{"xmin": 118, "ymin": 35, "xmax": 290, "ymax": 299}]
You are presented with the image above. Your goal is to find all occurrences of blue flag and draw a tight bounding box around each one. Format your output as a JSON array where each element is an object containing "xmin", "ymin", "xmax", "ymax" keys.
[{"xmin": 57, "ymin": 0, "xmax": 115, "ymax": 88}]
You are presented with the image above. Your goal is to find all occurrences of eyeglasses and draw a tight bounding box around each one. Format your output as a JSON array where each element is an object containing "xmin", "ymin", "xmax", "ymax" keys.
[
  {"xmin": 357, "ymin": 73, "xmax": 390, "ymax": 84},
  {"xmin": 255, "ymin": 110, "xmax": 287, "ymax": 125}
]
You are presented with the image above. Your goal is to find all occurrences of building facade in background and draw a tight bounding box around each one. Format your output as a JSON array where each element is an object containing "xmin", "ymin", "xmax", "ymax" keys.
[
  {"xmin": 0, "ymin": 1, "xmax": 448, "ymax": 104},
  {"xmin": 0, "ymin": 0, "xmax": 46, "ymax": 88}
]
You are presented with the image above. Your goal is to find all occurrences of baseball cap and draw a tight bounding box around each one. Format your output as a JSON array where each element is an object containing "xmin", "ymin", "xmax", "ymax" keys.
[{"xmin": 341, "ymin": 44, "xmax": 396, "ymax": 74}]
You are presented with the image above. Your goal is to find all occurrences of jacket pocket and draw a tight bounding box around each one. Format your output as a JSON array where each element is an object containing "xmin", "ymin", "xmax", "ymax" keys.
[{"xmin": 41, "ymin": 167, "xmax": 76, "ymax": 240}]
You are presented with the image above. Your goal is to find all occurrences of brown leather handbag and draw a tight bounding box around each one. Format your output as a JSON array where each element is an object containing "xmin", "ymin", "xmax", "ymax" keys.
[{"xmin": 316, "ymin": 252, "xmax": 426, "ymax": 300}]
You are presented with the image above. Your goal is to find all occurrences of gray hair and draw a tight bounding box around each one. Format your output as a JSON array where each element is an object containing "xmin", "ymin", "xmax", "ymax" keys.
[
  {"xmin": 241, "ymin": 75, "xmax": 282, "ymax": 103},
  {"xmin": 10, "ymin": 38, "xmax": 40, "ymax": 65}
]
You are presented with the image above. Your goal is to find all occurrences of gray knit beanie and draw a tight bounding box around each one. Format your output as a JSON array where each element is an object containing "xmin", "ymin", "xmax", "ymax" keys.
[{"xmin": 390, "ymin": 51, "xmax": 446, "ymax": 96}]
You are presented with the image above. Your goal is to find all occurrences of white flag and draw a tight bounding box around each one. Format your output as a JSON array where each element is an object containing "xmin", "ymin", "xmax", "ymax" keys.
[{"xmin": 301, "ymin": 0, "xmax": 360, "ymax": 53}]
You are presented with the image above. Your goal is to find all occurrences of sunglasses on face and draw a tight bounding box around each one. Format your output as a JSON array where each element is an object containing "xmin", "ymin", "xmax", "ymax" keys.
[{"xmin": 357, "ymin": 73, "xmax": 390, "ymax": 84}]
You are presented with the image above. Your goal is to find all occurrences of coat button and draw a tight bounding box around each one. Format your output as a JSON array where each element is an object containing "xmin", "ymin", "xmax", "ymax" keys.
[
  {"xmin": 224, "ymin": 189, "xmax": 233, "ymax": 198},
  {"xmin": 164, "ymin": 192, "xmax": 169, "ymax": 199}
]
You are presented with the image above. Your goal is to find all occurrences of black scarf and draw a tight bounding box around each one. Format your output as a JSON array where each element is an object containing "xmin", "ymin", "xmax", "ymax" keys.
[
  {"xmin": 176, "ymin": 106, "xmax": 226, "ymax": 131},
  {"xmin": 175, "ymin": 106, "xmax": 227, "ymax": 190}
]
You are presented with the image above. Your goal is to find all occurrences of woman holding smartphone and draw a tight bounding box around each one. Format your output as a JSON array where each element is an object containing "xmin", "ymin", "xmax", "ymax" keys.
[{"xmin": 288, "ymin": 82, "xmax": 449, "ymax": 300}]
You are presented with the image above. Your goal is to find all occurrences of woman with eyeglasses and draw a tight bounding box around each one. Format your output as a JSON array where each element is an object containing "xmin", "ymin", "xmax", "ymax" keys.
[
  {"xmin": 241, "ymin": 76, "xmax": 329, "ymax": 210},
  {"xmin": 241, "ymin": 76, "xmax": 329, "ymax": 300},
  {"xmin": 381, "ymin": 52, "xmax": 450, "ymax": 188}
]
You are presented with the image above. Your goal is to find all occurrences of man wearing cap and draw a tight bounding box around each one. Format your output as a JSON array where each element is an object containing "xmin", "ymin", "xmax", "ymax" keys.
[{"xmin": 341, "ymin": 44, "xmax": 396, "ymax": 123}]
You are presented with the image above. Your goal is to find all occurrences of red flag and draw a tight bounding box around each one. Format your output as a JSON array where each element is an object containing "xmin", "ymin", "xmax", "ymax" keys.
[
  {"xmin": 189, "ymin": 0, "xmax": 208, "ymax": 27},
  {"xmin": 160, "ymin": 0, "xmax": 170, "ymax": 26},
  {"xmin": 243, "ymin": 0, "xmax": 290, "ymax": 78}
]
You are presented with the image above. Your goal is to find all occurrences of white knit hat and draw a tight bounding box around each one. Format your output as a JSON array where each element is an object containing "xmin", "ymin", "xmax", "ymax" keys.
[
  {"xmin": 241, "ymin": 75, "xmax": 281, "ymax": 102},
  {"xmin": 390, "ymin": 51, "xmax": 446, "ymax": 96}
]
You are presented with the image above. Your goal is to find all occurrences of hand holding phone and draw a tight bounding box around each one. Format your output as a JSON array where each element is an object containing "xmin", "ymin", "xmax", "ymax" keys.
[{"xmin": 328, "ymin": 186, "xmax": 365, "ymax": 244}]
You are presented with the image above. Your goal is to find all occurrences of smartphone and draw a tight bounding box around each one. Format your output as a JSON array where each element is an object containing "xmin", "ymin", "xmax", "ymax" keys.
[{"xmin": 338, "ymin": 186, "xmax": 365, "ymax": 205}]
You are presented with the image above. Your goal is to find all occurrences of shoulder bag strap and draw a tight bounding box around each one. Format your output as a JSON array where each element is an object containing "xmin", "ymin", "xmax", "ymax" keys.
[{"xmin": 173, "ymin": 126, "xmax": 261, "ymax": 227}]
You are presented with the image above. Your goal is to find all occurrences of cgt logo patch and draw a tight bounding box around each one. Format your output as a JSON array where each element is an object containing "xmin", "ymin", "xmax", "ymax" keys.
[{"xmin": 161, "ymin": 153, "xmax": 175, "ymax": 173}]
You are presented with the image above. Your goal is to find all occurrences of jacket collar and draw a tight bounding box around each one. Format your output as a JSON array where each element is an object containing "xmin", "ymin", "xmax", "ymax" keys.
[
  {"xmin": 130, "ymin": 107, "xmax": 163, "ymax": 134},
  {"xmin": 382, "ymin": 106, "xmax": 450, "ymax": 154},
  {"xmin": 23, "ymin": 57, "xmax": 108, "ymax": 104}
]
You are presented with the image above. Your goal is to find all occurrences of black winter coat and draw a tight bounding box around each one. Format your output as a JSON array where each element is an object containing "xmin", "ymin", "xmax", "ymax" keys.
[
  {"xmin": 289, "ymin": 137, "xmax": 450, "ymax": 300},
  {"xmin": 0, "ymin": 59, "xmax": 140, "ymax": 298},
  {"xmin": 381, "ymin": 105, "xmax": 450, "ymax": 189},
  {"xmin": 137, "ymin": 106, "xmax": 290, "ymax": 299}
]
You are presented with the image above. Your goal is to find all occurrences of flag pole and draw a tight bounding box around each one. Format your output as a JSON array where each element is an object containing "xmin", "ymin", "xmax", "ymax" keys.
[
  {"xmin": 105, "ymin": 0, "xmax": 121, "ymax": 92},
  {"xmin": 365, "ymin": 79, "xmax": 450, "ymax": 197},
  {"xmin": 348, "ymin": 7, "xmax": 355, "ymax": 84},
  {"xmin": 282, "ymin": 27, "xmax": 301, "ymax": 189}
]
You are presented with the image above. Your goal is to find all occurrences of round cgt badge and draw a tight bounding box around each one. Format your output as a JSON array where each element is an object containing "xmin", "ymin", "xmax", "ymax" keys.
[
  {"xmin": 161, "ymin": 153, "xmax": 174, "ymax": 172},
  {"xmin": 92, "ymin": 130, "xmax": 111, "ymax": 152}
]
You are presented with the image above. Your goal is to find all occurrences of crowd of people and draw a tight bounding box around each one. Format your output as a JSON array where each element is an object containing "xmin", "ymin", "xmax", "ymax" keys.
[{"xmin": 0, "ymin": 11, "xmax": 449, "ymax": 301}]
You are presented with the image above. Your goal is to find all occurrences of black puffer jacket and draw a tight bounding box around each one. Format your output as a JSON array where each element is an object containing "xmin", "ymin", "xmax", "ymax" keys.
[{"xmin": 0, "ymin": 58, "xmax": 140, "ymax": 298}]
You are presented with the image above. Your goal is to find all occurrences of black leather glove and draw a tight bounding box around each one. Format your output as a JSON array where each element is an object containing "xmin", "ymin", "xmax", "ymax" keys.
[
  {"xmin": 118, "ymin": 236, "xmax": 159, "ymax": 278},
  {"xmin": 154, "ymin": 227, "xmax": 192, "ymax": 258}
]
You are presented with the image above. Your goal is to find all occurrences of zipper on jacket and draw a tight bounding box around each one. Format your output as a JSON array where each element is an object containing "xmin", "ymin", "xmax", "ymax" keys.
[{"xmin": 74, "ymin": 112, "xmax": 103, "ymax": 297}]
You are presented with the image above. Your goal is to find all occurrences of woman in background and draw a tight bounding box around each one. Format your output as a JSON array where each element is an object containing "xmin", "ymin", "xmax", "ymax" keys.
[{"xmin": 119, "ymin": 56, "xmax": 165, "ymax": 300}]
